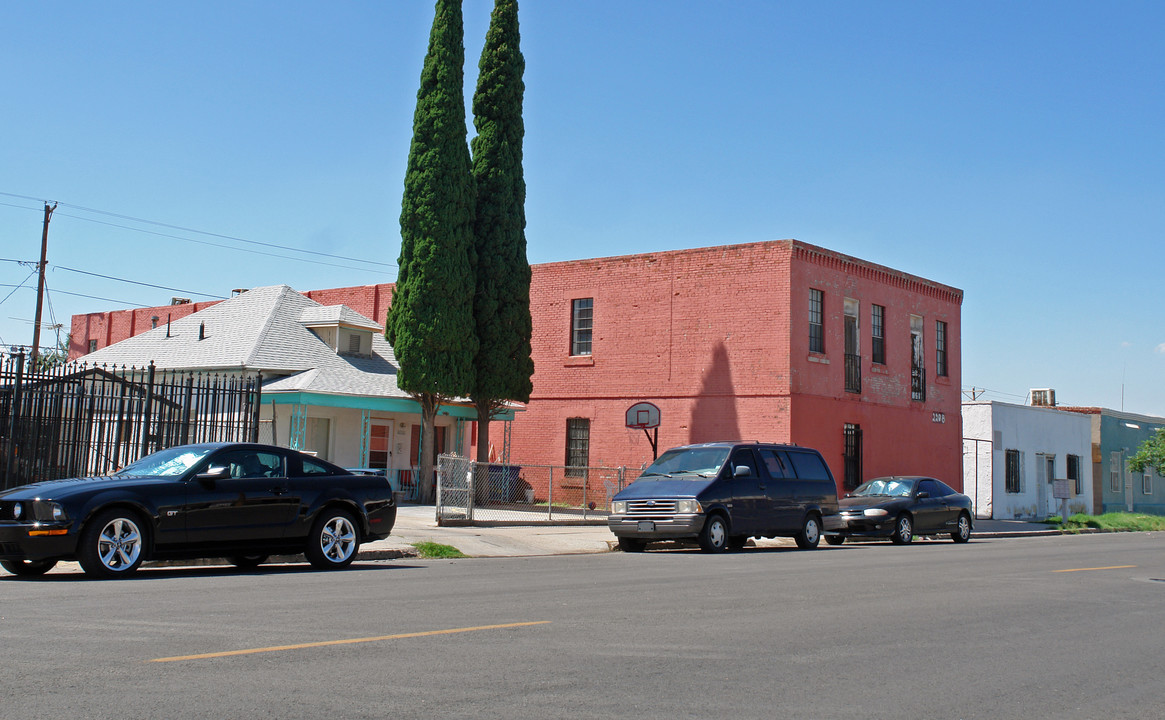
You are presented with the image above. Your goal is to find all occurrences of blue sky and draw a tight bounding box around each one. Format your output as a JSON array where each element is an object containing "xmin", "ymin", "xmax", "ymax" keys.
[{"xmin": 2, "ymin": 1, "xmax": 1163, "ymax": 415}]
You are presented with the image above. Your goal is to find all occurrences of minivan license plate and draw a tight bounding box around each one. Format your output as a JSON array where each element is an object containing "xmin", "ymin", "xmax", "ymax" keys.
[{"xmin": 637, "ymin": 521, "xmax": 655, "ymax": 532}]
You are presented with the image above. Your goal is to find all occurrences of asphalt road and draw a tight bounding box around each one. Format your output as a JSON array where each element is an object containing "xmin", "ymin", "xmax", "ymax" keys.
[{"xmin": 3, "ymin": 532, "xmax": 1163, "ymax": 720}]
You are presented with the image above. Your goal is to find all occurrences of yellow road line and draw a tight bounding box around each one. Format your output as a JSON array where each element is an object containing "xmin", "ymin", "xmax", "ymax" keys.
[
  {"xmin": 1053, "ymin": 565, "xmax": 1137, "ymax": 573},
  {"xmin": 150, "ymin": 621, "xmax": 551, "ymax": 663}
]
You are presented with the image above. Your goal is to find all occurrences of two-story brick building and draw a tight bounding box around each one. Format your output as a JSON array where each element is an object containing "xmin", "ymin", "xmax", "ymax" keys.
[{"xmin": 71, "ymin": 239, "xmax": 963, "ymax": 492}]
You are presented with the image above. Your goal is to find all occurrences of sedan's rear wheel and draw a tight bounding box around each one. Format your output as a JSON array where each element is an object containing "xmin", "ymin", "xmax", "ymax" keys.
[
  {"xmin": 1, "ymin": 558, "xmax": 58, "ymax": 577},
  {"xmin": 79, "ymin": 509, "xmax": 146, "ymax": 579},
  {"xmin": 698, "ymin": 514, "xmax": 729, "ymax": 553},
  {"xmin": 951, "ymin": 513, "xmax": 972, "ymax": 543},
  {"xmin": 891, "ymin": 514, "xmax": 914, "ymax": 545},
  {"xmin": 305, "ymin": 509, "xmax": 359, "ymax": 570},
  {"xmin": 795, "ymin": 513, "xmax": 822, "ymax": 549}
]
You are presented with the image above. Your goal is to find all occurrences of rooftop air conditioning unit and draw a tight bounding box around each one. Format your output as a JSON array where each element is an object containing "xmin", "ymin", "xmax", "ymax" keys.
[
  {"xmin": 1030, "ymin": 388, "xmax": 1056, "ymax": 407},
  {"xmin": 170, "ymin": 297, "xmax": 191, "ymax": 305}
]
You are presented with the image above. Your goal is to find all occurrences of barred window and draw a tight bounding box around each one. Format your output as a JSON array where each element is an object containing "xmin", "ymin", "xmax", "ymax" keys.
[
  {"xmin": 871, "ymin": 304, "xmax": 885, "ymax": 365},
  {"xmin": 936, "ymin": 321, "xmax": 948, "ymax": 377},
  {"xmin": 1005, "ymin": 449, "xmax": 1022, "ymax": 493},
  {"xmin": 570, "ymin": 299, "xmax": 593, "ymax": 356},
  {"xmin": 565, "ymin": 418, "xmax": 590, "ymax": 477},
  {"xmin": 809, "ymin": 289, "xmax": 824, "ymax": 354}
]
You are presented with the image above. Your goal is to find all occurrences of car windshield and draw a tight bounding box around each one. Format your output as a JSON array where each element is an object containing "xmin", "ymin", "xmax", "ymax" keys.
[
  {"xmin": 118, "ymin": 445, "xmax": 215, "ymax": 477},
  {"xmin": 640, "ymin": 446, "xmax": 730, "ymax": 478},
  {"xmin": 853, "ymin": 478, "xmax": 914, "ymax": 498}
]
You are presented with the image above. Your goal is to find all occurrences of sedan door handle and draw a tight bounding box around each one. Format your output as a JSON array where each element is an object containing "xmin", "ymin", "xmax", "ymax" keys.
[{"xmin": 269, "ymin": 486, "xmax": 289, "ymax": 495}]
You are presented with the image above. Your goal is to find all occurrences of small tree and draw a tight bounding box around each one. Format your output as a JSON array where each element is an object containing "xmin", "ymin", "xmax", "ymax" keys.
[
  {"xmin": 470, "ymin": 0, "xmax": 533, "ymax": 470},
  {"xmin": 388, "ymin": 0, "xmax": 477, "ymax": 503},
  {"xmin": 1129, "ymin": 429, "xmax": 1165, "ymax": 476}
]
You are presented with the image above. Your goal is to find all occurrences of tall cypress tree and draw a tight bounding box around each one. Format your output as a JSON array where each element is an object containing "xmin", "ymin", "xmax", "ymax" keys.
[
  {"xmin": 470, "ymin": 0, "xmax": 533, "ymax": 466},
  {"xmin": 388, "ymin": 0, "xmax": 477, "ymax": 503}
]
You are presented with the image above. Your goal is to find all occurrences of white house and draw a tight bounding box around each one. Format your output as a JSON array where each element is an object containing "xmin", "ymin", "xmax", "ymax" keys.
[
  {"xmin": 78, "ymin": 285, "xmax": 509, "ymax": 495},
  {"xmin": 962, "ymin": 400, "xmax": 1093, "ymax": 520}
]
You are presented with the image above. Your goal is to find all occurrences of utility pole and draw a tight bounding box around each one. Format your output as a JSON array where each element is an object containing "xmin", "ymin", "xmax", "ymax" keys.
[{"xmin": 30, "ymin": 202, "xmax": 57, "ymax": 366}]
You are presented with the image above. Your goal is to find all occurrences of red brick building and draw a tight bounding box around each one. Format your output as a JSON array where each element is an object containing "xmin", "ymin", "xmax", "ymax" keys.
[{"xmin": 71, "ymin": 239, "xmax": 963, "ymax": 491}]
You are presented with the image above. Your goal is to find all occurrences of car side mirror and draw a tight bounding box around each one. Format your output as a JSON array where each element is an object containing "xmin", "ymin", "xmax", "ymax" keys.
[
  {"xmin": 196, "ymin": 465, "xmax": 229, "ymax": 483},
  {"xmin": 734, "ymin": 465, "xmax": 751, "ymax": 478},
  {"xmin": 916, "ymin": 491, "xmax": 929, "ymax": 499}
]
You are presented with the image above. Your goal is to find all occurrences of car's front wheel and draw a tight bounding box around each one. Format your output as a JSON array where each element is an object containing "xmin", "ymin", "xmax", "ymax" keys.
[
  {"xmin": 891, "ymin": 514, "xmax": 914, "ymax": 545},
  {"xmin": 305, "ymin": 508, "xmax": 359, "ymax": 570},
  {"xmin": 79, "ymin": 509, "xmax": 147, "ymax": 579},
  {"xmin": 951, "ymin": 513, "xmax": 972, "ymax": 543},
  {"xmin": 795, "ymin": 513, "xmax": 822, "ymax": 549},
  {"xmin": 698, "ymin": 514, "xmax": 729, "ymax": 553},
  {"xmin": 1, "ymin": 558, "xmax": 58, "ymax": 577}
]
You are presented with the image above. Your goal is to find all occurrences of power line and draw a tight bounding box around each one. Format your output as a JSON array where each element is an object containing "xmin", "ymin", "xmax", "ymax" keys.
[
  {"xmin": 0, "ymin": 191, "xmax": 397, "ymax": 269},
  {"xmin": 53, "ymin": 266, "xmax": 228, "ymax": 300},
  {"xmin": 4, "ymin": 287, "xmax": 152, "ymax": 308}
]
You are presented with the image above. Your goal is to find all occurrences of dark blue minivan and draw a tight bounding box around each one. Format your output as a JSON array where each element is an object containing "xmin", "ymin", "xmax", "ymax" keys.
[{"xmin": 608, "ymin": 442, "xmax": 841, "ymax": 553}]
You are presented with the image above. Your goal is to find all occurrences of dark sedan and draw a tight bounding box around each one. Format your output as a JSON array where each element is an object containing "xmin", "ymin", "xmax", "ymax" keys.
[
  {"xmin": 0, "ymin": 442, "xmax": 396, "ymax": 578},
  {"xmin": 826, "ymin": 476, "xmax": 972, "ymax": 545}
]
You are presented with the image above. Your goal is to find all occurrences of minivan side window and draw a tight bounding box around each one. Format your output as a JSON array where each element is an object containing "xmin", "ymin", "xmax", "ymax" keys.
[
  {"xmin": 759, "ymin": 449, "xmax": 788, "ymax": 479},
  {"xmin": 783, "ymin": 450, "xmax": 831, "ymax": 481},
  {"xmin": 729, "ymin": 449, "xmax": 758, "ymax": 478}
]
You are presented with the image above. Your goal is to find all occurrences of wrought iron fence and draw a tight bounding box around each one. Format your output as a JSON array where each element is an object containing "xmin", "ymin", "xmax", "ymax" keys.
[
  {"xmin": 435, "ymin": 454, "xmax": 639, "ymax": 524},
  {"xmin": 1, "ymin": 352, "xmax": 262, "ymax": 489}
]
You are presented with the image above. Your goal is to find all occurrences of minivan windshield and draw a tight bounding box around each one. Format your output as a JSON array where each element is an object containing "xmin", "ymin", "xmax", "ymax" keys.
[{"xmin": 639, "ymin": 446, "xmax": 730, "ymax": 478}]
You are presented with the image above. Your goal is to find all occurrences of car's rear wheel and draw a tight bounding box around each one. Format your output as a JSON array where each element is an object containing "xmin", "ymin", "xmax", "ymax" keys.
[
  {"xmin": 891, "ymin": 514, "xmax": 914, "ymax": 545},
  {"xmin": 824, "ymin": 534, "xmax": 846, "ymax": 546},
  {"xmin": 228, "ymin": 554, "xmax": 269, "ymax": 569},
  {"xmin": 618, "ymin": 537, "xmax": 647, "ymax": 553},
  {"xmin": 305, "ymin": 508, "xmax": 359, "ymax": 570},
  {"xmin": 951, "ymin": 513, "xmax": 972, "ymax": 543},
  {"xmin": 79, "ymin": 509, "xmax": 147, "ymax": 579},
  {"xmin": 1, "ymin": 558, "xmax": 58, "ymax": 577},
  {"xmin": 795, "ymin": 513, "xmax": 822, "ymax": 549},
  {"xmin": 698, "ymin": 514, "xmax": 729, "ymax": 553}
]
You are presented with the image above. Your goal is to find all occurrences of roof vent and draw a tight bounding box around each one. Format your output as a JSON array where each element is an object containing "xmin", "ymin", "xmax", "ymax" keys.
[
  {"xmin": 1030, "ymin": 388, "xmax": 1056, "ymax": 407},
  {"xmin": 171, "ymin": 297, "xmax": 191, "ymax": 305},
  {"xmin": 198, "ymin": 322, "xmax": 206, "ymax": 341}
]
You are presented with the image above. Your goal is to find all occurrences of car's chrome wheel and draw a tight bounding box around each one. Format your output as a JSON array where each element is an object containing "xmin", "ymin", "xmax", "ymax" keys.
[
  {"xmin": 891, "ymin": 514, "xmax": 914, "ymax": 545},
  {"xmin": 305, "ymin": 509, "xmax": 359, "ymax": 569},
  {"xmin": 952, "ymin": 513, "xmax": 971, "ymax": 543},
  {"xmin": 698, "ymin": 514, "xmax": 729, "ymax": 553},
  {"xmin": 1, "ymin": 558, "xmax": 58, "ymax": 577},
  {"xmin": 79, "ymin": 510, "xmax": 146, "ymax": 578},
  {"xmin": 795, "ymin": 514, "xmax": 822, "ymax": 549}
]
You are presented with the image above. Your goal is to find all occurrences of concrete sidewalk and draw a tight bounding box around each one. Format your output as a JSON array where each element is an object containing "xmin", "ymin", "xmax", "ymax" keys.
[{"xmin": 358, "ymin": 505, "xmax": 1064, "ymax": 560}]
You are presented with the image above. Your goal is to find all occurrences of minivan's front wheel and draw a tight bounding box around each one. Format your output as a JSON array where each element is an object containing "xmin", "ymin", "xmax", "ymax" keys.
[
  {"xmin": 305, "ymin": 509, "xmax": 359, "ymax": 570},
  {"xmin": 795, "ymin": 513, "xmax": 822, "ymax": 549},
  {"xmin": 698, "ymin": 514, "xmax": 729, "ymax": 553}
]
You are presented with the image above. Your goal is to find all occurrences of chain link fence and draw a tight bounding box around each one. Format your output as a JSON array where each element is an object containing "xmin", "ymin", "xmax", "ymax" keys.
[{"xmin": 436, "ymin": 454, "xmax": 640, "ymax": 524}]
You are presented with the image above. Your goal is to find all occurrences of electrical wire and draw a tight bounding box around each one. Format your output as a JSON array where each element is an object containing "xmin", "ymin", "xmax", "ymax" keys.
[
  {"xmin": 53, "ymin": 266, "xmax": 227, "ymax": 300},
  {"xmin": 0, "ymin": 191, "xmax": 396, "ymax": 268},
  {"xmin": 0, "ymin": 269, "xmax": 38, "ymax": 308}
]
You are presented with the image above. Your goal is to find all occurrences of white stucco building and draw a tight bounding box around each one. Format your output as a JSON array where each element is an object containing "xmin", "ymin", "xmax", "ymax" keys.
[{"xmin": 962, "ymin": 401, "xmax": 1093, "ymax": 520}]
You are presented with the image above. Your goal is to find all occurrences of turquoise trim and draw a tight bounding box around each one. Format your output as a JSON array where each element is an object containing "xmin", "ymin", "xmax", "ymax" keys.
[{"xmin": 264, "ymin": 391, "xmax": 515, "ymax": 420}]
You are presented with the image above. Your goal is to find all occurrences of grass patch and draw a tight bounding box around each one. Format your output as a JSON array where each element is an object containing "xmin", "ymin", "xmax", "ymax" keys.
[
  {"xmin": 1044, "ymin": 512, "xmax": 1165, "ymax": 532},
  {"xmin": 411, "ymin": 541, "xmax": 467, "ymax": 559}
]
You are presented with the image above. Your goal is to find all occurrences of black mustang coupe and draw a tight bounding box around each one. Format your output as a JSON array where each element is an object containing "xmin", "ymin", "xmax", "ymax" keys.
[
  {"xmin": 0, "ymin": 442, "xmax": 396, "ymax": 578},
  {"xmin": 826, "ymin": 476, "xmax": 973, "ymax": 545}
]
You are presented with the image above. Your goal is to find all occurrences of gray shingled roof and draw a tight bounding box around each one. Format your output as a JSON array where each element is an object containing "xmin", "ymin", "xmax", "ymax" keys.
[{"xmin": 76, "ymin": 285, "xmax": 409, "ymax": 400}]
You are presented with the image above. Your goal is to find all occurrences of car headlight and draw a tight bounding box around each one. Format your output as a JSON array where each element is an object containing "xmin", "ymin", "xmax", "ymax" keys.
[
  {"xmin": 12, "ymin": 502, "xmax": 22, "ymax": 520},
  {"xmin": 611, "ymin": 501, "xmax": 627, "ymax": 514},
  {"xmin": 863, "ymin": 508, "xmax": 889, "ymax": 517},
  {"xmin": 50, "ymin": 503, "xmax": 67, "ymax": 522},
  {"xmin": 676, "ymin": 499, "xmax": 702, "ymax": 514}
]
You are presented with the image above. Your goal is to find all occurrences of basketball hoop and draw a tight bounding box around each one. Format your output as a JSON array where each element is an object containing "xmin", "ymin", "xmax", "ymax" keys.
[{"xmin": 626, "ymin": 402, "xmax": 661, "ymax": 459}]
